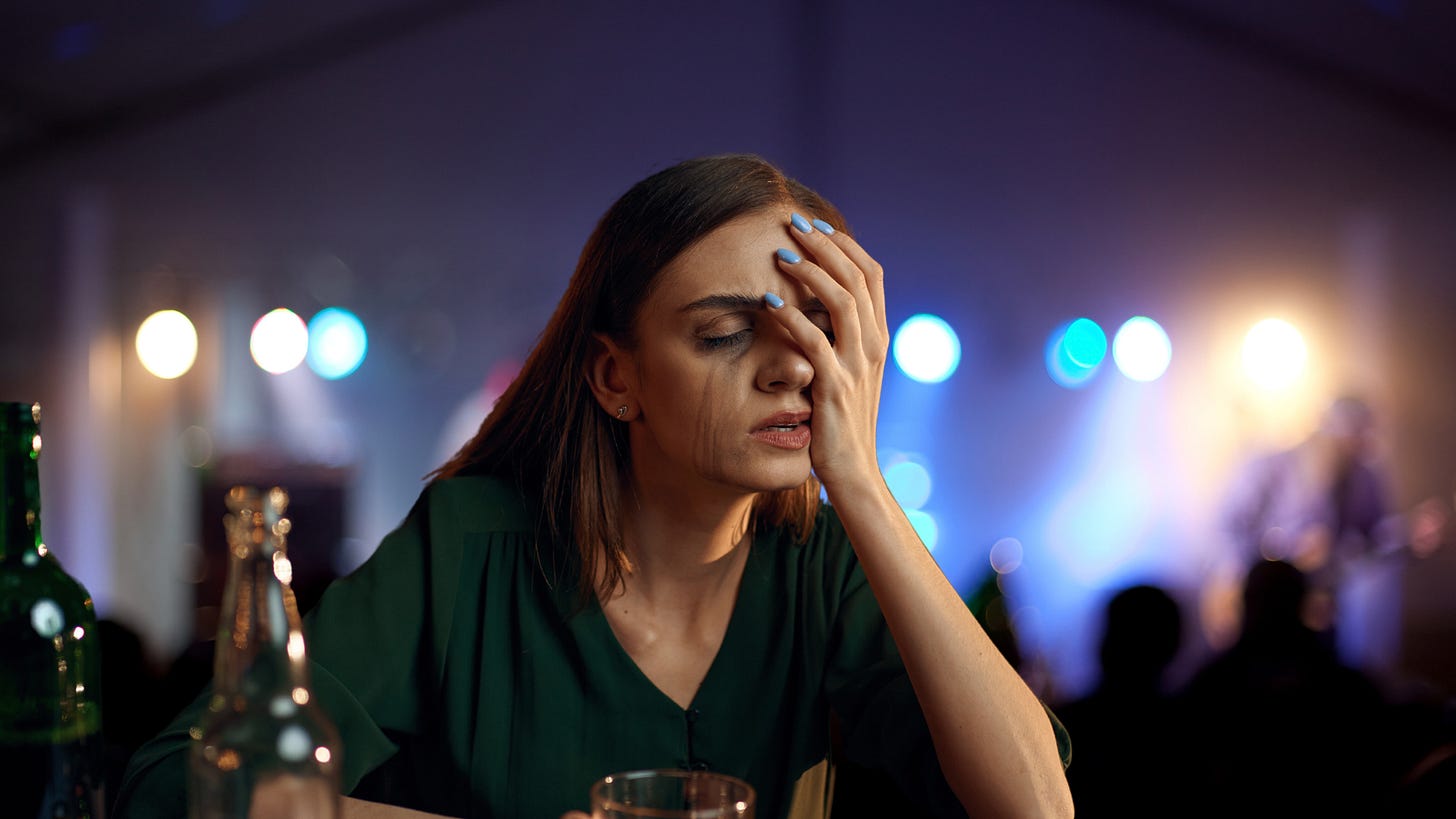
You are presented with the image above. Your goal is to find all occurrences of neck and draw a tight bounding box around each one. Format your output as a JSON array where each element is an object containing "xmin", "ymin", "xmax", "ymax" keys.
[
  {"xmin": 1, "ymin": 402, "xmax": 42, "ymax": 561},
  {"xmin": 609, "ymin": 476, "xmax": 756, "ymax": 608}
]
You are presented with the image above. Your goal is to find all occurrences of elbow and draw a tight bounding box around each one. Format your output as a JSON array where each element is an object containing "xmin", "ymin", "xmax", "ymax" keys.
[
  {"xmin": 960, "ymin": 784, "xmax": 1074, "ymax": 819},
  {"xmin": 1041, "ymin": 778, "xmax": 1076, "ymax": 819},
  {"xmin": 948, "ymin": 759, "xmax": 1075, "ymax": 819}
]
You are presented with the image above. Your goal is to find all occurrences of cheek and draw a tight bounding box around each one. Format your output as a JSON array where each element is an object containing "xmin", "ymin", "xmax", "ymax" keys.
[{"xmin": 664, "ymin": 358, "xmax": 747, "ymax": 471}]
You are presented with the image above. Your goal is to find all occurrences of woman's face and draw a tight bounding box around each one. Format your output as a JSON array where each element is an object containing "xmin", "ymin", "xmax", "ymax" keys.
[{"xmin": 621, "ymin": 206, "xmax": 833, "ymax": 501}]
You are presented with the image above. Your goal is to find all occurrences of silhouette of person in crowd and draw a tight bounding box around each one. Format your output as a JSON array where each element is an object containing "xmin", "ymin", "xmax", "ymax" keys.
[
  {"xmin": 1055, "ymin": 584, "xmax": 1186, "ymax": 818},
  {"xmin": 1209, "ymin": 394, "xmax": 1448, "ymax": 675},
  {"xmin": 1180, "ymin": 559, "xmax": 1391, "ymax": 817}
]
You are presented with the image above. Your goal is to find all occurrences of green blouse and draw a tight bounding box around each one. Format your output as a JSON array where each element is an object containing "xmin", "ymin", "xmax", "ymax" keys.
[{"xmin": 115, "ymin": 476, "xmax": 1070, "ymax": 818}]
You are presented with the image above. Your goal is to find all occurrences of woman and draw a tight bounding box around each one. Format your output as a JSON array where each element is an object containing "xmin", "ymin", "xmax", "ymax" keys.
[{"xmin": 116, "ymin": 154, "xmax": 1072, "ymax": 818}]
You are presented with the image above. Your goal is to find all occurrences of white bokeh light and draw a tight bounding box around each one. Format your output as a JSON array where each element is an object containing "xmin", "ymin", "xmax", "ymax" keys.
[
  {"xmin": 1112, "ymin": 316, "xmax": 1172, "ymax": 382},
  {"xmin": 892, "ymin": 314, "xmax": 961, "ymax": 384},
  {"xmin": 989, "ymin": 537, "xmax": 1024, "ymax": 574},
  {"xmin": 250, "ymin": 308, "xmax": 309, "ymax": 375},
  {"xmin": 135, "ymin": 310, "xmax": 198, "ymax": 379},
  {"xmin": 1242, "ymin": 318, "xmax": 1307, "ymax": 390}
]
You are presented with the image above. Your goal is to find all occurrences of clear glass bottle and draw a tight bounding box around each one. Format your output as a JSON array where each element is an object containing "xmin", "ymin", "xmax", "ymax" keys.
[
  {"xmin": 187, "ymin": 485, "xmax": 341, "ymax": 818},
  {"xmin": 0, "ymin": 401, "xmax": 105, "ymax": 818}
]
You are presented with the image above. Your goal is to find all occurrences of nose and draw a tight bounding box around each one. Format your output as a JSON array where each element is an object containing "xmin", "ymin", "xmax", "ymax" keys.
[{"xmin": 755, "ymin": 329, "xmax": 814, "ymax": 393}]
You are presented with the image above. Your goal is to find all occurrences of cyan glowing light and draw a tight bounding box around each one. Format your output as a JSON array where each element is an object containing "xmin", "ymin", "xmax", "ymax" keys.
[
  {"xmin": 136, "ymin": 309, "xmax": 198, "ymax": 379},
  {"xmin": 306, "ymin": 307, "xmax": 368, "ymax": 380},
  {"xmin": 250, "ymin": 308, "xmax": 309, "ymax": 375},
  {"xmin": 885, "ymin": 460, "xmax": 933, "ymax": 509},
  {"xmin": 892, "ymin": 314, "xmax": 961, "ymax": 384},
  {"xmin": 1112, "ymin": 316, "xmax": 1172, "ymax": 382},
  {"xmin": 1241, "ymin": 318, "xmax": 1306, "ymax": 390},
  {"xmin": 1063, "ymin": 318, "xmax": 1107, "ymax": 368},
  {"xmin": 905, "ymin": 508, "xmax": 940, "ymax": 552},
  {"xmin": 1045, "ymin": 318, "xmax": 1106, "ymax": 388}
]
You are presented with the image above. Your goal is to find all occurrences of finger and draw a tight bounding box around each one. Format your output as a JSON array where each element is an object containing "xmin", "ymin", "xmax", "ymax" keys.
[
  {"xmin": 788, "ymin": 214, "xmax": 879, "ymax": 347},
  {"xmin": 774, "ymin": 247, "xmax": 862, "ymax": 357},
  {"xmin": 763, "ymin": 290, "xmax": 840, "ymax": 378},
  {"xmin": 805, "ymin": 217, "xmax": 887, "ymax": 339}
]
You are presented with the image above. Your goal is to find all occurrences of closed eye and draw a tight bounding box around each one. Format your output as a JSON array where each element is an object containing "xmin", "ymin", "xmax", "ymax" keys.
[{"xmin": 699, "ymin": 328, "xmax": 752, "ymax": 351}]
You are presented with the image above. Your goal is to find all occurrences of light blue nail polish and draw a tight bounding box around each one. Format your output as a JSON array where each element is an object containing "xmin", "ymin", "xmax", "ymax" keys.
[
  {"xmin": 790, "ymin": 213, "xmax": 812, "ymax": 234},
  {"xmin": 764, "ymin": 292, "xmax": 785, "ymax": 309},
  {"xmin": 776, "ymin": 248, "xmax": 802, "ymax": 264},
  {"xmin": 811, "ymin": 218, "xmax": 835, "ymax": 235}
]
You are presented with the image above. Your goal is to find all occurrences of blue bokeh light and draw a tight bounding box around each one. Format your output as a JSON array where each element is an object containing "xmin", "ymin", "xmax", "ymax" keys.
[
  {"xmin": 1045, "ymin": 318, "xmax": 1106, "ymax": 388},
  {"xmin": 892, "ymin": 314, "xmax": 961, "ymax": 384},
  {"xmin": 306, "ymin": 307, "xmax": 368, "ymax": 379},
  {"xmin": 905, "ymin": 508, "xmax": 940, "ymax": 552},
  {"xmin": 885, "ymin": 459, "xmax": 933, "ymax": 509},
  {"xmin": 1063, "ymin": 318, "xmax": 1108, "ymax": 368}
]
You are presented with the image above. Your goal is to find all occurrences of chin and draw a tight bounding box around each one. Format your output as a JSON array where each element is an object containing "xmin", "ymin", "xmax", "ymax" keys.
[
  {"xmin": 739, "ymin": 462, "xmax": 813, "ymax": 494},
  {"xmin": 698, "ymin": 449, "xmax": 812, "ymax": 496}
]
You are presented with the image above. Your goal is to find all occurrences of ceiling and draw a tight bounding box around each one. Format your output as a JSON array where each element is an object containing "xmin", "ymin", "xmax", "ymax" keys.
[
  {"xmin": 0, "ymin": 0, "xmax": 481, "ymax": 173},
  {"xmin": 2, "ymin": 0, "xmax": 1455, "ymax": 175},
  {"xmin": 1121, "ymin": 0, "xmax": 1456, "ymax": 134}
]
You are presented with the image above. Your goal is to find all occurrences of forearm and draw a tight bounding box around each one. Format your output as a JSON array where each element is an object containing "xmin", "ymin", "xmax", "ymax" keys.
[{"xmin": 829, "ymin": 480, "xmax": 1073, "ymax": 818}]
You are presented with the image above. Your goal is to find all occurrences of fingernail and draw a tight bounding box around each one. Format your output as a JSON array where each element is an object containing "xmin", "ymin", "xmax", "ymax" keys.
[
  {"xmin": 776, "ymin": 248, "xmax": 802, "ymax": 264},
  {"xmin": 764, "ymin": 292, "xmax": 785, "ymax": 309},
  {"xmin": 811, "ymin": 218, "xmax": 835, "ymax": 235},
  {"xmin": 790, "ymin": 213, "xmax": 813, "ymax": 234}
]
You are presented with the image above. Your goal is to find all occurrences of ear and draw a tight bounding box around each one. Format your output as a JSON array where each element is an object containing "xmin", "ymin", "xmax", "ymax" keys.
[{"xmin": 586, "ymin": 333, "xmax": 637, "ymax": 421}]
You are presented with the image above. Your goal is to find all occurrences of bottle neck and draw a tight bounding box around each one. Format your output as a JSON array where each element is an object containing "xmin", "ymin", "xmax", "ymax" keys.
[
  {"xmin": 213, "ymin": 497, "xmax": 313, "ymax": 697},
  {"xmin": 0, "ymin": 401, "xmax": 43, "ymax": 562}
]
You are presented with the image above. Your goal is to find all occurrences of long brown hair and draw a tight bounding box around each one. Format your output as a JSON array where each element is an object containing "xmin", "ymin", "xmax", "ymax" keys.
[{"xmin": 432, "ymin": 154, "xmax": 850, "ymax": 602}]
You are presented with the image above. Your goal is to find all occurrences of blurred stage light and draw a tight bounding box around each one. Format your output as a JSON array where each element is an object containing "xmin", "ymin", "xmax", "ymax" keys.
[
  {"xmin": 1242, "ymin": 318, "xmax": 1306, "ymax": 390},
  {"xmin": 905, "ymin": 508, "xmax": 940, "ymax": 552},
  {"xmin": 306, "ymin": 307, "xmax": 368, "ymax": 380},
  {"xmin": 136, "ymin": 309, "xmax": 198, "ymax": 379},
  {"xmin": 179, "ymin": 425, "xmax": 214, "ymax": 468},
  {"xmin": 1112, "ymin": 316, "xmax": 1172, "ymax": 382},
  {"xmin": 892, "ymin": 314, "xmax": 961, "ymax": 383},
  {"xmin": 250, "ymin": 308, "xmax": 308, "ymax": 374},
  {"xmin": 1046, "ymin": 318, "xmax": 1107, "ymax": 388},
  {"xmin": 885, "ymin": 459, "xmax": 933, "ymax": 509},
  {"xmin": 989, "ymin": 537, "xmax": 1024, "ymax": 574}
]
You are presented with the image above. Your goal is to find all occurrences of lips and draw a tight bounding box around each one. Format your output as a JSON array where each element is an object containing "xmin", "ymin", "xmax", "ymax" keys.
[
  {"xmin": 750, "ymin": 410, "xmax": 812, "ymax": 450},
  {"xmin": 754, "ymin": 410, "xmax": 811, "ymax": 432}
]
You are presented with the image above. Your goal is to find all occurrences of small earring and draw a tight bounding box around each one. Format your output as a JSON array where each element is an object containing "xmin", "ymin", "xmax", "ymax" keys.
[{"xmin": 616, "ymin": 405, "xmax": 627, "ymax": 419}]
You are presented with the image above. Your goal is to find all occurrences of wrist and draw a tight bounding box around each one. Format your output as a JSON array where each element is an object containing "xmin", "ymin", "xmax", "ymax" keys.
[{"xmin": 820, "ymin": 470, "xmax": 896, "ymax": 514}]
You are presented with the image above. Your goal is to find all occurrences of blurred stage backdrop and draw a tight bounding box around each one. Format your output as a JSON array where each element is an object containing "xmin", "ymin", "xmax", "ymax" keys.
[{"xmin": 1, "ymin": 0, "xmax": 1454, "ymax": 702}]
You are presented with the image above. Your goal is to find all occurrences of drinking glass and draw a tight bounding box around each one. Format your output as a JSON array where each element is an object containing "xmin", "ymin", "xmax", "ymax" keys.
[{"xmin": 590, "ymin": 769, "xmax": 755, "ymax": 818}]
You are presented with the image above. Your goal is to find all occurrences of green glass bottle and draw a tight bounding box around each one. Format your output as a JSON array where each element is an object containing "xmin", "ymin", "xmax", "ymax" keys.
[
  {"xmin": 0, "ymin": 401, "xmax": 105, "ymax": 818},
  {"xmin": 187, "ymin": 485, "xmax": 341, "ymax": 818}
]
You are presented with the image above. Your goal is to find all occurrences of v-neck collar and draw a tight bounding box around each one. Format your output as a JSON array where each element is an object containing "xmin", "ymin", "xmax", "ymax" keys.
[{"xmin": 561, "ymin": 530, "xmax": 771, "ymax": 715}]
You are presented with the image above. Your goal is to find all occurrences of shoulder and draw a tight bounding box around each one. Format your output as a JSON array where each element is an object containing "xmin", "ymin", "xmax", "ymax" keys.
[
  {"xmin": 416, "ymin": 474, "xmax": 536, "ymax": 536},
  {"xmin": 776, "ymin": 501, "xmax": 860, "ymax": 591}
]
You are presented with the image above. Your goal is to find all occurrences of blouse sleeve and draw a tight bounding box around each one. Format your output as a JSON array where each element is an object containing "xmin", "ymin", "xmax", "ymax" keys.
[
  {"xmin": 820, "ymin": 509, "xmax": 1071, "ymax": 818},
  {"xmin": 113, "ymin": 482, "xmax": 461, "ymax": 817}
]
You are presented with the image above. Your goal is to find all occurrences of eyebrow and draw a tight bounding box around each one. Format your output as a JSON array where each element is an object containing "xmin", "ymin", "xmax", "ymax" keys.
[{"xmin": 679, "ymin": 293, "xmax": 828, "ymax": 314}]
